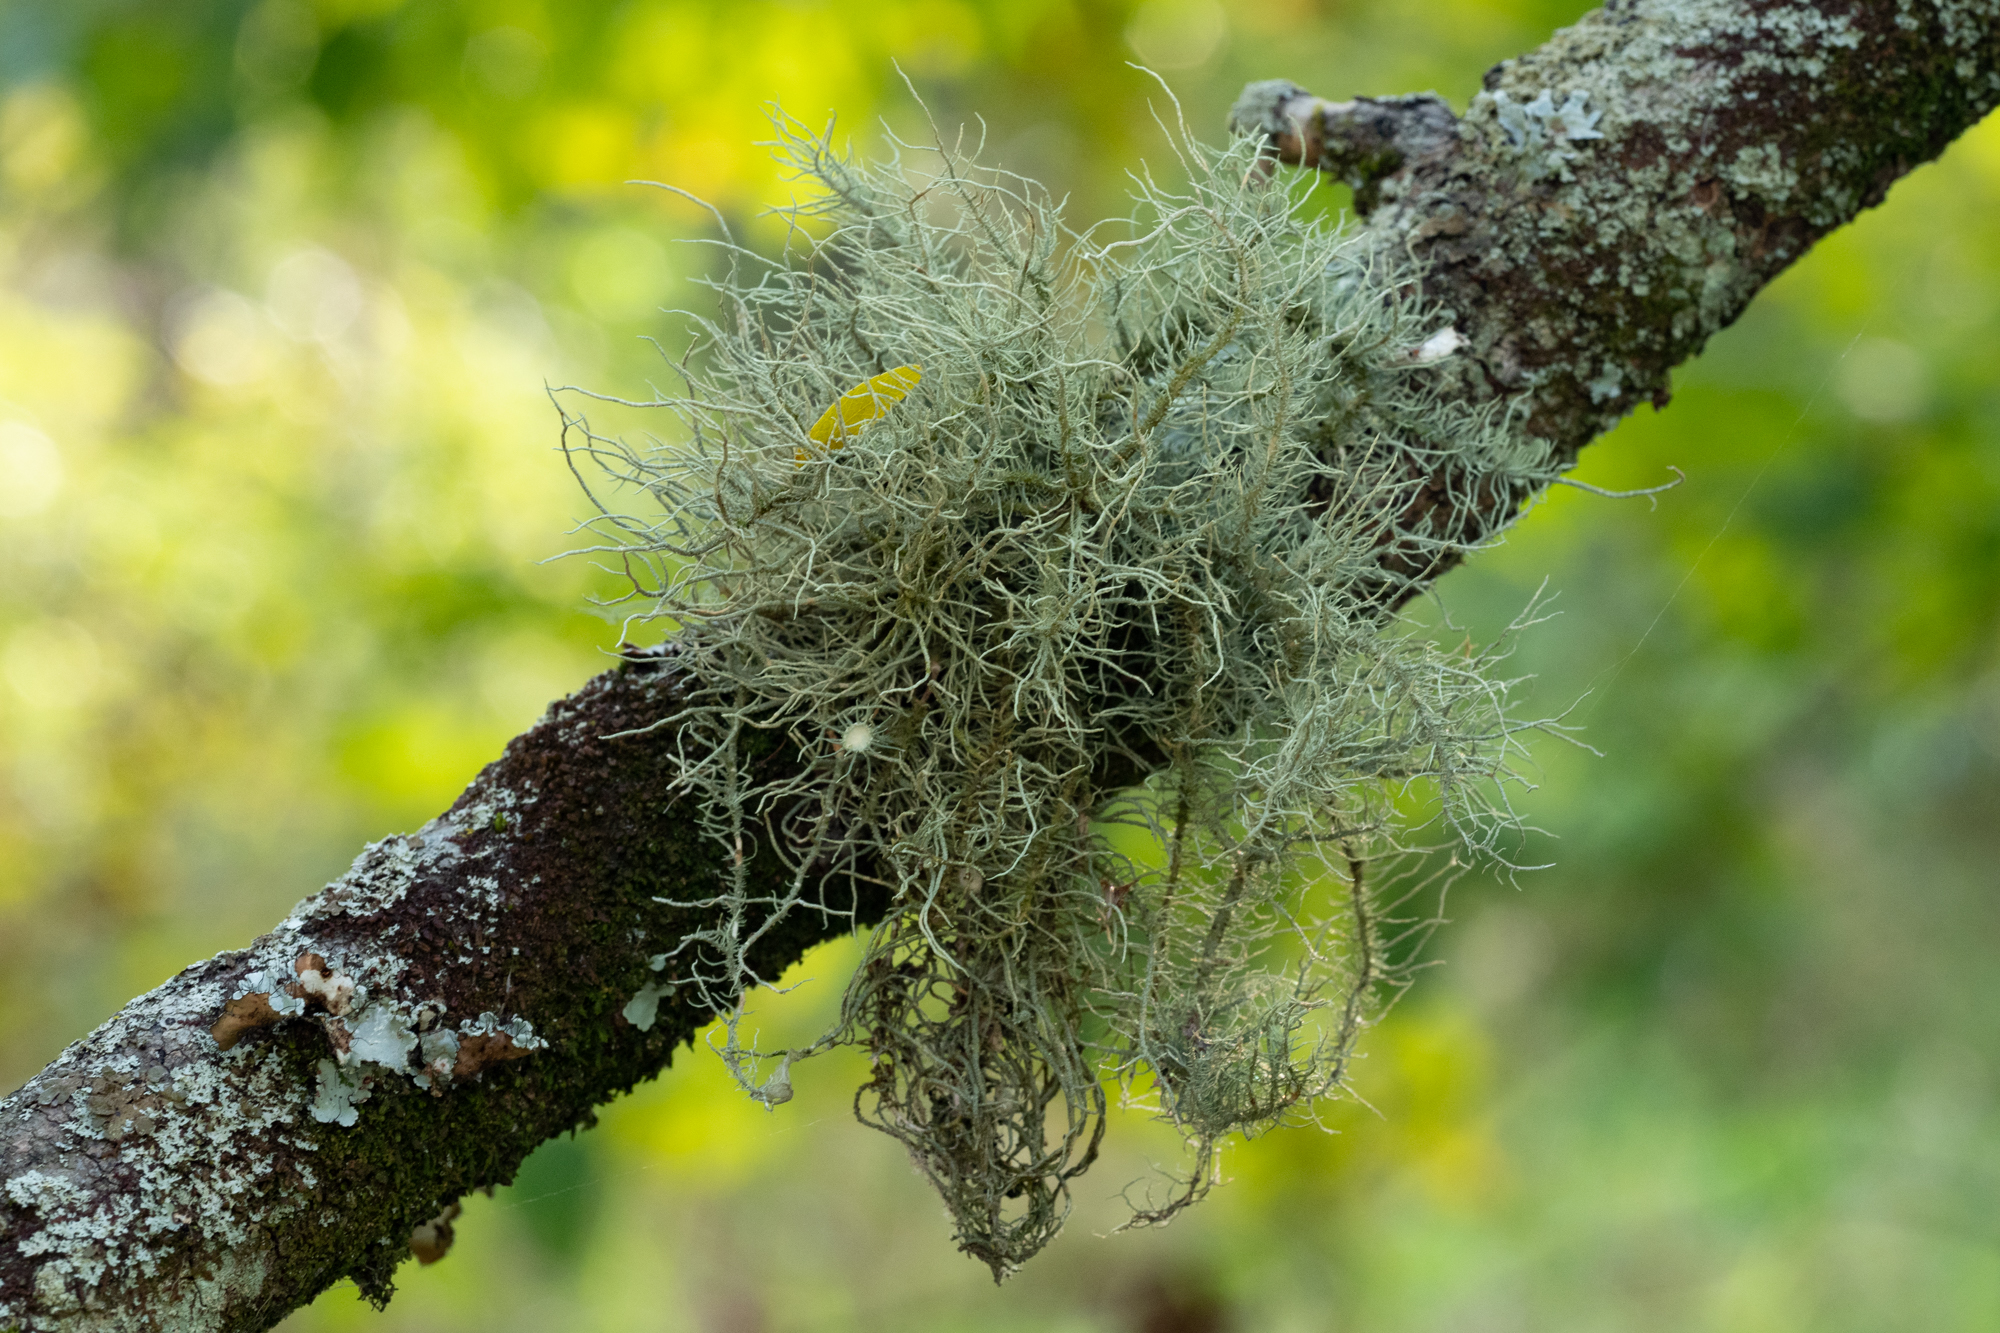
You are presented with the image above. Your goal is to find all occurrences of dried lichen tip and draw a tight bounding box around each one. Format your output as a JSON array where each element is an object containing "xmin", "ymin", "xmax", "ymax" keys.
[{"xmin": 802, "ymin": 363, "xmax": 924, "ymax": 454}]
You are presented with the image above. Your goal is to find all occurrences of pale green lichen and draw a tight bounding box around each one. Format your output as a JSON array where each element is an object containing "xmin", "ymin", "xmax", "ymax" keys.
[
  {"xmin": 2, "ymin": 1021, "xmax": 305, "ymax": 1328},
  {"xmin": 343, "ymin": 1007, "xmax": 419, "ymax": 1072},
  {"xmin": 622, "ymin": 954, "xmax": 675, "ymax": 1032},
  {"xmin": 620, "ymin": 984, "xmax": 672, "ymax": 1032},
  {"xmin": 562, "ymin": 114, "xmax": 1555, "ymax": 1276},
  {"xmin": 1482, "ymin": 87, "xmax": 1605, "ymax": 180},
  {"xmin": 310, "ymin": 1059, "xmax": 372, "ymax": 1127},
  {"xmin": 459, "ymin": 1012, "xmax": 544, "ymax": 1052},
  {"xmin": 1723, "ymin": 141, "xmax": 1799, "ymax": 204}
]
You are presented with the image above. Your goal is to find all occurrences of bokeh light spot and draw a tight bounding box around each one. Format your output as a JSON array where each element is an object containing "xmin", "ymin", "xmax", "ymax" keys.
[
  {"xmin": 169, "ymin": 288, "xmax": 277, "ymax": 388},
  {"xmin": 0, "ymin": 421, "xmax": 61, "ymax": 517},
  {"xmin": 1126, "ymin": 0, "xmax": 1230, "ymax": 70},
  {"xmin": 1836, "ymin": 337, "xmax": 1931, "ymax": 423},
  {"xmin": 568, "ymin": 227, "xmax": 675, "ymax": 324}
]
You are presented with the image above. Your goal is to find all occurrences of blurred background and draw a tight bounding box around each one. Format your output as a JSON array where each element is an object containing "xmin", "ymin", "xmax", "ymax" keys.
[{"xmin": 4, "ymin": 0, "xmax": 2000, "ymax": 1328}]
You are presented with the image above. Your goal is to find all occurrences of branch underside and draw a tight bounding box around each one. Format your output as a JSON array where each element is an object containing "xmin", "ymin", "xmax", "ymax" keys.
[{"xmin": 6, "ymin": 0, "xmax": 1999, "ymax": 1326}]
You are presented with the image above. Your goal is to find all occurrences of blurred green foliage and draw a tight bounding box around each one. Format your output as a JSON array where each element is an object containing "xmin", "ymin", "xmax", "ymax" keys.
[{"xmin": 3, "ymin": 0, "xmax": 1999, "ymax": 1328}]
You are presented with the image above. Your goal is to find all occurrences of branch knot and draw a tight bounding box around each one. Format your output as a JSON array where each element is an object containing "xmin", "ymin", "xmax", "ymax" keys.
[{"xmin": 1229, "ymin": 81, "xmax": 1459, "ymax": 213}]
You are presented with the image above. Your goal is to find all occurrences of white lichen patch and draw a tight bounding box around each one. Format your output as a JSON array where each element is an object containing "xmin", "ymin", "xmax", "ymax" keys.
[
  {"xmin": 458, "ymin": 1012, "xmax": 544, "ymax": 1052},
  {"xmin": 4, "ymin": 1171, "xmax": 92, "ymax": 1215},
  {"xmin": 413, "ymin": 1028, "xmax": 461, "ymax": 1090},
  {"xmin": 205, "ymin": 902, "xmax": 551, "ymax": 1115},
  {"xmin": 2, "ymin": 1014, "xmax": 308, "ymax": 1328},
  {"xmin": 309, "ymin": 1059, "xmax": 373, "ymax": 1127},
  {"xmin": 1586, "ymin": 362, "xmax": 1625, "ymax": 403},
  {"xmin": 622, "ymin": 953, "xmax": 676, "ymax": 1033},
  {"xmin": 1481, "ymin": 87, "xmax": 1604, "ymax": 178},
  {"xmin": 461, "ymin": 873, "xmax": 505, "ymax": 914},
  {"xmin": 621, "ymin": 982, "xmax": 673, "ymax": 1033},
  {"xmin": 342, "ymin": 1005, "xmax": 419, "ymax": 1071},
  {"xmin": 230, "ymin": 965, "xmax": 288, "ymax": 1002},
  {"xmin": 1407, "ymin": 327, "xmax": 1466, "ymax": 365}
]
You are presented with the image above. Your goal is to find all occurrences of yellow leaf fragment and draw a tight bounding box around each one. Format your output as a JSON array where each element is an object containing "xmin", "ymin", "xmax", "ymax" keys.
[{"xmin": 798, "ymin": 364, "xmax": 923, "ymax": 461}]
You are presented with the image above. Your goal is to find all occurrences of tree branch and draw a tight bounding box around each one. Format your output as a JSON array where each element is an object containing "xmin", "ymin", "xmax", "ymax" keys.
[
  {"xmin": 0, "ymin": 649, "xmax": 883, "ymax": 1330},
  {"xmin": 1238, "ymin": 0, "xmax": 2000, "ymax": 589},
  {"xmin": 6, "ymin": 0, "xmax": 1998, "ymax": 1326}
]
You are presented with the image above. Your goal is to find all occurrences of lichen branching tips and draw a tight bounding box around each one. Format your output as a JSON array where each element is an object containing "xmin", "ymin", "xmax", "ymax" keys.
[{"xmin": 557, "ymin": 111, "xmax": 1557, "ymax": 1276}]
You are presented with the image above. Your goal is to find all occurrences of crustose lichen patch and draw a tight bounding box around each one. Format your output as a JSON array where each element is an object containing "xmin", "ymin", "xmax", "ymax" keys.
[{"xmin": 562, "ymin": 113, "xmax": 1557, "ymax": 1277}]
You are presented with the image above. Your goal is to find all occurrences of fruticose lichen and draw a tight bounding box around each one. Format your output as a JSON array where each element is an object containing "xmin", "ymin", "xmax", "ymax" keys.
[{"xmin": 562, "ymin": 115, "xmax": 1556, "ymax": 1277}]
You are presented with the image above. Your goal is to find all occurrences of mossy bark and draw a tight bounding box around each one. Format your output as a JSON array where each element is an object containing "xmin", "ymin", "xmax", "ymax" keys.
[{"xmin": 4, "ymin": 0, "xmax": 1998, "ymax": 1326}]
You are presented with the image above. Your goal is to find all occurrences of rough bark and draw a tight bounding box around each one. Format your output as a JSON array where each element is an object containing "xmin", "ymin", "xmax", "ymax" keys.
[{"xmin": 5, "ymin": 0, "xmax": 1998, "ymax": 1327}]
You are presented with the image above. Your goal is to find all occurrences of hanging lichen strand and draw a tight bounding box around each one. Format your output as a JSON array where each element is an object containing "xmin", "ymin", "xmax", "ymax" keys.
[{"xmin": 561, "ymin": 115, "xmax": 1556, "ymax": 1278}]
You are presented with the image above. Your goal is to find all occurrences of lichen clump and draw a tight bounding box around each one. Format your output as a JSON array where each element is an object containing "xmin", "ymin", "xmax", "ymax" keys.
[{"xmin": 565, "ymin": 116, "xmax": 1550, "ymax": 1277}]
